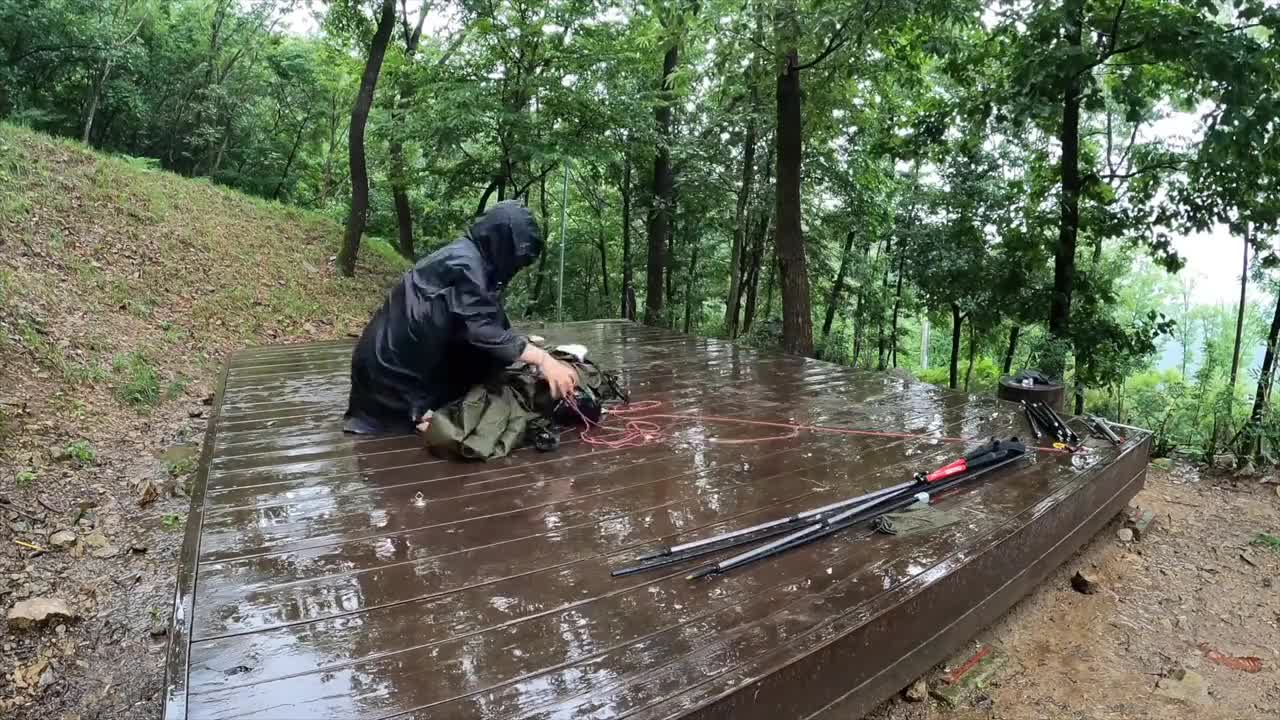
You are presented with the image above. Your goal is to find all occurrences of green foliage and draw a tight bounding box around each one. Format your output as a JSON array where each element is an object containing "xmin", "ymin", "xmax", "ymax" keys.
[
  {"xmin": 160, "ymin": 513, "xmax": 184, "ymax": 531},
  {"xmin": 112, "ymin": 351, "xmax": 162, "ymax": 408},
  {"xmin": 166, "ymin": 454, "xmax": 197, "ymax": 478},
  {"xmin": 62, "ymin": 440, "xmax": 96, "ymax": 466},
  {"xmin": 15, "ymin": 468, "xmax": 37, "ymax": 487},
  {"xmin": 1252, "ymin": 533, "xmax": 1280, "ymax": 552},
  {"xmin": 3, "ymin": 0, "xmax": 1279, "ymax": 468}
]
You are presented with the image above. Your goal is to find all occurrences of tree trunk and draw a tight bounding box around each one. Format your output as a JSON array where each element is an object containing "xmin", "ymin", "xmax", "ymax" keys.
[
  {"xmin": 725, "ymin": 116, "xmax": 757, "ymax": 338},
  {"xmin": 597, "ymin": 230, "xmax": 610, "ymax": 302},
  {"xmin": 821, "ymin": 230, "xmax": 857, "ymax": 340},
  {"xmin": 964, "ymin": 318, "xmax": 977, "ymax": 392},
  {"xmin": 762, "ymin": 247, "xmax": 777, "ymax": 323},
  {"xmin": 388, "ymin": 6, "xmax": 428, "ymax": 261},
  {"xmin": 645, "ymin": 43, "xmax": 679, "ymax": 325},
  {"xmin": 272, "ymin": 110, "xmax": 310, "ymax": 200},
  {"xmin": 211, "ymin": 116, "xmax": 232, "ymax": 176},
  {"xmin": 81, "ymin": 58, "xmax": 113, "ymax": 145},
  {"xmin": 890, "ymin": 252, "xmax": 904, "ymax": 367},
  {"xmin": 1229, "ymin": 231, "xmax": 1249, "ymax": 389},
  {"xmin": 740, "ymin": 167, "xmax": 774, "ymax": 334},
  {"xmin": 527, "ymin": 175, "xmax": 551, "ymax": 316},
  {"xmin": 877, "ymin": 237, "xmax": 892, "ymax": 370},
  {"xmin": 684, "ymin": 233, "xmax": 700, "ymax": 333},
  {"xmin": 665, "ymin": 202, "xmax": 678, "ymax": 328},
  {"xmin": 774, "ymin": 50, "xmax": 813, "ymax": 356},
  {"xmin": 949, "ymin": 304, "xmax": 963, "ymax": 390},
  {"xmin": 1002, "ymin": 326, "xmax": 1020, "ymax": 375},
  {"xmin": 336, "ymin": 0, "xmax": 397, "ymax": 278},
  {"xmin": 475, "ymin": 177, "xmax": 500, "ymax": 217},
  {"xmin": 620, "ymin": 151, "xmax": 634, "ymax": 319},
  {"xmin": 1244, "ymin": 285, "xmax": 1280, "ymax": 462},
  {"xmin": 1047, "ymin": 1, "xmax": 1084, "ymax": 370}
]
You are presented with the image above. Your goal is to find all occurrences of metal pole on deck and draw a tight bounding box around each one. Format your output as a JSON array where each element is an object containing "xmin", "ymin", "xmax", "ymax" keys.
[
  {"xmin": 921, "ymin": 317, "xmax": 930, "ymax": 370},
  {"xmin": 558, "ymin": 159, "xmax": 569, "ymax": 324}
]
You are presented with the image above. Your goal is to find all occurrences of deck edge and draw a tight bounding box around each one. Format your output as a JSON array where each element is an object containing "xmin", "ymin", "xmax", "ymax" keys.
[{"xmin": 161, "ymin": 353, "xmax": 233, "ymax": 720}]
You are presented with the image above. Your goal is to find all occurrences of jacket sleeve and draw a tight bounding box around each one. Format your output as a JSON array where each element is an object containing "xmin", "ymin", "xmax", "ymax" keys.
[{"xmin": 450, "ymin": 266, "xmax": 527, "ymax": 364}]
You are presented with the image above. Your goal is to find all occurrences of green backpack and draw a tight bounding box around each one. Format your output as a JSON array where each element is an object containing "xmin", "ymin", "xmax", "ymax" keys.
[{"xmin": 422, "ymin": 350, "xmax": 623, "ymax": 461}]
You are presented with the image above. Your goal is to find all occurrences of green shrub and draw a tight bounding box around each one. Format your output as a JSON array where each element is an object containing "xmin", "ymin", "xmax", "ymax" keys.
[
  {"xmin": 15, "ymin": 469, "xmax": 37, "ymax": 487},
  {"xmin": 112, "ymin": 351, "xmax": 162, "ymax": 407},
  {"xmin": 62, "ymin": 439, "xmax": 96, "ymax": 465}
]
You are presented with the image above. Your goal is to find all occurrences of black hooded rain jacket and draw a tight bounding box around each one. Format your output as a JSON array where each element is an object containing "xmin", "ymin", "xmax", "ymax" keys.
[{"xmin": 344, "ymin": 201, "xmax": 542, "ymax": 433}]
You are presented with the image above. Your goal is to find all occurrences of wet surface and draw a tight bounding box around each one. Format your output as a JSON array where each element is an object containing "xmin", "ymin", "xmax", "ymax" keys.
[{"xmin": 165, "ymin": 321, "xmax": 1149, "ymax": 720}]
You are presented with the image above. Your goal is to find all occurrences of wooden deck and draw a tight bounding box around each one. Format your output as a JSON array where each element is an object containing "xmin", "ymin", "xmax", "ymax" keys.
[{"xmin": 163, "ymin": 320, "xmax": 1150, "ymax": 720}]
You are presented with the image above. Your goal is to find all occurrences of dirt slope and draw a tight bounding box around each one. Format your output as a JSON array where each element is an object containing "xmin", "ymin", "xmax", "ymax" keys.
[{"xmin": 0, "ymin": 123, "xmax": 407, "ymax": 718}]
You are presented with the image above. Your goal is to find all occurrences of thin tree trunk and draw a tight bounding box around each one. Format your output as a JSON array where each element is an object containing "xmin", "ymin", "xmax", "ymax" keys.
[
  {"xmin": 890, "ymin": 252, "xmax": 905, "ymax": 367},
  {"xmin": 82, "ymin": 14, "xmax": 145, "ymax": 146},
  {"xmin": 964, "ymin": 318, "xmax": 977, "ymax": 392},
  {"xmin": 597, "ymin": 230, "xmax": 610, "ymax": 301},
  {"xmin": 1229, "ymin": 231, "xmax": 1249, "ymax": 389},
  {"xmin": 1003, "ymin": 326, "xmax": 1021, "ymax": 375},
  {"xmin": 272, "ymin": 110, "xmax": 310, "ymax": 200},
  {"xmin": 762, "ymin": 247, "xmax": 777, "ymax": 323},
  {"xmin": 684, "ymin": 234, "xmax": 700, "ymax": 333},
  {"xmin": 1243, "ymin": 286, "xmax": 1280, "ymax": 462},
  {"xmin": 774, "ymin": 48, "xmax": 813, "ymax": 356},
  {"xmin": 620, "ymin": 151, "xmax": 634, "ymax": 319},
  {"xmin": 877, "ymin": 237, "xmax": 892, "ymax": 370},
  {"xmin": 337, "ymin": 0, "xmax": 397, "ymax": 277},
  {"xmin": 726, "ymin": 115, "xmax": 757, "ymax": 338},
  {"xmin": 82, "ymin": 59, "xmax": 113, "ymax": 145},
  {"xmin": 950, "ymin": 304, "xmax": 963, "ymax": 390},
  {"xmin": 741, "ymin": 150, "xmax": 774, "ymax": 335},
  {"xmin": 389, "ymin": 4, "xmax": 429, "ymax": 260},
  {"xmin": 1048, "ymin": 0, "xmax": 1084, "ymax": 371},
  {"xmin": 527, "ymin": 175, "xmax": 551, "ymax": 316},
  {"xmin": 211, "ymin": 116, "xmax": 232, "ymax": 175},
  {"xmin": 666, "ymin": 203, "xmax": 678, "ymax": 328},
  {"xmin": 821, "ymin": 229, "xmax": 857, "ymax": 340},
  {"xmin": 645, "ymin": 43, "xmax": 679, "ymax": 325},
  {"xmin": 475, "ymin": 177, "xmax": 500, "ymax": 217}
]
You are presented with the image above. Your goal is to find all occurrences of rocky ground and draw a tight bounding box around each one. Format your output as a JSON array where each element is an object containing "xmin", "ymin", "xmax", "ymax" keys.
[
  {"xmin": 0, "ymin": 123, "xmax": 405, "ymax": 719},
  {"xmin": 870, "ymin": 462, "xmax": 1280, "ymax": 720}
]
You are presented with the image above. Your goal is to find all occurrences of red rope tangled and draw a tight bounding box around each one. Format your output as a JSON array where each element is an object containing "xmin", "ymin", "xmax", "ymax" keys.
[{"xmin": 562, "ymin": 399, "xmax": 1073, "ymax": 454}]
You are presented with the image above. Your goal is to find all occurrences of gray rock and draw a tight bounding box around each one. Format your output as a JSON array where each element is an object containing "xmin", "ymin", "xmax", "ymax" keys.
[
  {"xmin": 37, "ymin": 666, "xmax": 55, "ymax": 689},
  {"xmin": 48, "ymin": 530, "xmax": 77, "ymax": 549},
  {"xmin": 903, "ymin": 677, "xmax": 928, "ymax": 702},
  {"xmin": 83, "ymin": 530, "xmax": 108, "ymax": 548},
  {"xmin": 1116, "ymin": 527, "xmax": 1135, "ymax": 543},
  {"xmin": 7, "ymin": 597, "xmax": 76, "ymax": 629},
  {"xmin": 1071, "ymin": 571, "xmax": 1100, "ymax": 594},
  {"xmin": 90, "ymin": 544, "xmax": 119, "ymax": 559},
  {"xmin": 149, "ymin": 620, "xmax": 168, "ymax": 637}
]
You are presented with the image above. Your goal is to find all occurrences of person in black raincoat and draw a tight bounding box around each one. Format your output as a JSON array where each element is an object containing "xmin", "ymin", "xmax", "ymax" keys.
[{"xmin": 344, "ymin": 201, "xmax": 578, "ymax": 434}]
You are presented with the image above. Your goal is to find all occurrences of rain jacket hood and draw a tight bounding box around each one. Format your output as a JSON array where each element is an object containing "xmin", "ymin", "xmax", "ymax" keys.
[
  {"xmin": 343, "ymin": 202, "xmax": 543, "ymax": 433},
  {"xmin": 467, "ymin": 201, "xmax": 542, "ymax": 288}
]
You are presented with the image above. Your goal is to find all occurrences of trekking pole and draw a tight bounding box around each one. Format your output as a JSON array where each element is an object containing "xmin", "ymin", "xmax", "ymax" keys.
[
  {"xmin": 1030, "ymin": 401, "xmax": 1075, "ymax": 445},
  {"xmin": 1087, "ymin": 414, "xmax": 1122, "ymax": 445},
  {"xmin": 1021, "ymin": 401, "xmax": 1043, "ymax": 440},
  {"xmin": 611, "ymin": 479, "xmax": 916, "ymax": 577},
  {"xmin": 687, "ymin": 438, "xmax": 1029, "ymax": 580},
  {"xmin": 1040, "ymin": 402, "xmax": 1080, "ymax": 444}
]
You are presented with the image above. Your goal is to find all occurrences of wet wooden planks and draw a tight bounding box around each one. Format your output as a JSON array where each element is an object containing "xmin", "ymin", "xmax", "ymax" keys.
[{"xmin": 163, "ymin": 320, "xmax": 1149, "ymax": 720}]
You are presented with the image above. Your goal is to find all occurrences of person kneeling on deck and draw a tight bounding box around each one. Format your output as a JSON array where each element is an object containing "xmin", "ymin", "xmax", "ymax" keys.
[{"xmin": 343, "ymin": 201, "xmax": 579, "ymax": 435}]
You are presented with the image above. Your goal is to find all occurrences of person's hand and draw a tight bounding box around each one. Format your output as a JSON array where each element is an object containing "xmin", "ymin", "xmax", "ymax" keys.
[{"xmin": 539, "ymin": 355, "xmax": 579, "ymax": 400}]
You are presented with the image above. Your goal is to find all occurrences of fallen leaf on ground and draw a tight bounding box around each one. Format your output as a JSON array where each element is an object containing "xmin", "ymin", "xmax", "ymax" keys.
[{"xmin": 1199, "ymin": 644, "xmax": 1263, "ymax": 673}]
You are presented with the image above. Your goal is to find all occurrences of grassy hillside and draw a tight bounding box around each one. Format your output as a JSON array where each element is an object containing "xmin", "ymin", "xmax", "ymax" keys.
[{"xmin": 0, "ymin": 124, "xmax": 408, "ymax": 717}]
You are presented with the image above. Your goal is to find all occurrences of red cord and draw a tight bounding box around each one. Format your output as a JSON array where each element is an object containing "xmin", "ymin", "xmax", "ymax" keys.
[{"xmin": 561, "ymin": 399, "xmax": 1071, "ymax": 454}]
